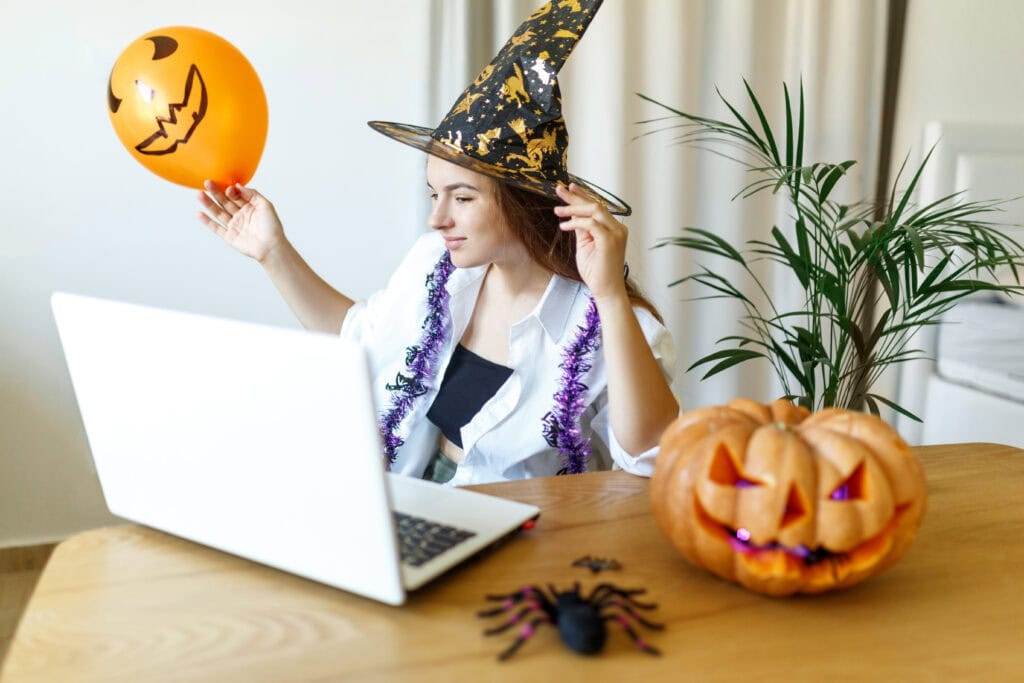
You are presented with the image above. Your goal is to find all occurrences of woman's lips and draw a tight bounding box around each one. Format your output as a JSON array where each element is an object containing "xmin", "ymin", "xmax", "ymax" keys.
[{"xmin": 443, "ymin": 236, "xmax": 466, "ymax": 249}]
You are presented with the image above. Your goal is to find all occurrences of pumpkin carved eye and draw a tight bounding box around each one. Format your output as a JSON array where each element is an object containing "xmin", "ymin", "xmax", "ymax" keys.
[
  {"xmin": 708, "ymin": 445, "xmax": 764, "ymax": 488},
  {"xmin": 829, "ymin": 461, "xmax": 867, "ymax": 501}
]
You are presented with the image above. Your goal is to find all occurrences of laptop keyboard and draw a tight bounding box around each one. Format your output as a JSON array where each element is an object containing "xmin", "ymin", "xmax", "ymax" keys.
[{"xmin": 393, "ymin": 512, "xmax": 477, "ymax": 567}]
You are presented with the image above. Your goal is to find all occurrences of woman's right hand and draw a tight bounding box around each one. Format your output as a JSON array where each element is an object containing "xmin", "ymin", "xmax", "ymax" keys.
[{"xmin": 197, "ymin": 180, "xmax": 285, "ymax": 263}]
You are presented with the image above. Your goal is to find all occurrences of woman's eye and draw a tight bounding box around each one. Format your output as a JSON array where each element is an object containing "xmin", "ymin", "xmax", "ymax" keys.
[{"xmin": 455, "ymin": 196, "xmax": 473, "ymax": 203}]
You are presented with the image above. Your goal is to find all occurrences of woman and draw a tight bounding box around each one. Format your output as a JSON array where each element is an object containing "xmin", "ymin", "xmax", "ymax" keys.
[{"xmin": 196, "ymin": 0, "xmax": 679, "ymax": 484}]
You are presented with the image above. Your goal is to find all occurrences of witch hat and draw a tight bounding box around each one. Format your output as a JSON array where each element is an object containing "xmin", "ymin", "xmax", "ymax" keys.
[{"xmin": 368, "ymin": 0, "xmax": 629, "ymax": 215}]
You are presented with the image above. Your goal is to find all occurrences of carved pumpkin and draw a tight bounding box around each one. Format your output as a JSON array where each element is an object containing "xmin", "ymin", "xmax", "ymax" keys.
[{"xmin": 651, "ymin": 398, "xmax": 927, "ymax": 596}]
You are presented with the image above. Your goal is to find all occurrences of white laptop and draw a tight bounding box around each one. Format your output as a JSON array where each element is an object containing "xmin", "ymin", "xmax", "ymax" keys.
[{"xmin": 51, "ymin": 292, "xmax": 539, "ymax": 605}]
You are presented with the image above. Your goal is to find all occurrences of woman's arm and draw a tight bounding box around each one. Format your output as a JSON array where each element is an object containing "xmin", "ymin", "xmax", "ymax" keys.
[
  {"xmin": 197, "ymin": 181, "xmax": 353, "ymax": 333},
  {"xmin": 555, "ymin": 184, "xmax": 679, "ymax": 455}
]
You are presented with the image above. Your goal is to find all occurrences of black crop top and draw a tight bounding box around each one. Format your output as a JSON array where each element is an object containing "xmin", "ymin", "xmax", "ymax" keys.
[{"xmin": 426, "ymin": 344, "xmax": 513, "ymax": 448}]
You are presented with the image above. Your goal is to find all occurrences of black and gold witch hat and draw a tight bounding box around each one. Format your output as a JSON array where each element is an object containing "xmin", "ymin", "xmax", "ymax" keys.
[{"xmin": 368, "ymin": 0, "xmax": 630, "ymax": 215}]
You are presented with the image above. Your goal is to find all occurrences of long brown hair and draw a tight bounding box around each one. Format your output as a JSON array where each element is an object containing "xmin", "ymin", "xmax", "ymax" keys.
[{"xmin": 493, "ymin": 181, "xmax": 663, "ymax": 323}]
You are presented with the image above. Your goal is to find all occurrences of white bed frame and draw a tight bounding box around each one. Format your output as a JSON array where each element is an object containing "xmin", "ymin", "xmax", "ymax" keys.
[{"xmin": 894, "ymin": 122, "xmax": 1024, "ymax": 448}]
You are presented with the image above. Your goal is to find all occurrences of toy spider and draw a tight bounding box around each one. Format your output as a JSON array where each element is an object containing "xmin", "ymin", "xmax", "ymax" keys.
[
  {"xmin": 478, "ymin": 582, "xmax": 663, "ymax": 660},
  {"xmin": 572, "ymin": 554, "xmax": 622, "ymax": 574}
]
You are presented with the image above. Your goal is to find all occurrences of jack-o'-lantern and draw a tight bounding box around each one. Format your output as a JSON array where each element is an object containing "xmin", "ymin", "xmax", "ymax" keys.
[
  {"xmin": 107, "ymin": 26, "xmax": 267, "ymax": 188},
  {"xmin": 651, "ymin": 398, "xmax": 927, "ymax": 596}
]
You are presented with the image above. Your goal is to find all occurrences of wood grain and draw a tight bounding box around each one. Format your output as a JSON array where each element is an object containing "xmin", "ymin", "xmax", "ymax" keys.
[
  {"xmin": 0, "ymin": 544, "xmax": 54, "ymax": 575},
  {"xmin": 0, "ymin": 544, "xmax": 54, "ymax": 667},
  {"xmin": 2, "ymin": 443, "xmax": 1022, "ymax": 682}
]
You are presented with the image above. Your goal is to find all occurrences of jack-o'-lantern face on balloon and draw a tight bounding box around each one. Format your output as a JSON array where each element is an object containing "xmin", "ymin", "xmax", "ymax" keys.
[
  {"xmin": 650, "ymin": 399, "xmax": 927, "ymax": 596},
  {"xmin": 107, "ymin": 26, "xmax": 267, "ymax": 189}
]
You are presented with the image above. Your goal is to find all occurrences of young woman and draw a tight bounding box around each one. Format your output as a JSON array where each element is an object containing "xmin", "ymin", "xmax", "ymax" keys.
[{"xmin": 195, "ymin": 0, "xmax": 679, "ymax": 484}]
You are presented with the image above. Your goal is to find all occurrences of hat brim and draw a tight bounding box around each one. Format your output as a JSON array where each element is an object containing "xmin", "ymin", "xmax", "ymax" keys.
[{"xmin": 368, "ymin": 120, "xmax": 631, "ymax": 216}]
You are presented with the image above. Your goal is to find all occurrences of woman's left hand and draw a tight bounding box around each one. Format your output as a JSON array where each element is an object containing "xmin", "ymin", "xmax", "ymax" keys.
[{"xmin": 555, "ymin": 183, "xmax": 628, "ymax": 302}]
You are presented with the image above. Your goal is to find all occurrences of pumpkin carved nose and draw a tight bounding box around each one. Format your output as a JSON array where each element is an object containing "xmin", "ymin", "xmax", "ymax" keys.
[{"xmin": 780, "ymin": 483, "xmax": 808, "ymax": 529}]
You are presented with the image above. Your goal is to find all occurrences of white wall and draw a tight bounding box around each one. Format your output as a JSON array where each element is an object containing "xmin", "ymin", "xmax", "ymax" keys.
[
  {"xmin": 890, "ymin": 0, "xmax": 1024, "ymax": 168},
  {"xmin": 0, "ymin": 0, "xmax": 430, "ymax": 547},
  {"xmin": 880, "ymin": 0, "xmax": 1024, "ymax": 428}
]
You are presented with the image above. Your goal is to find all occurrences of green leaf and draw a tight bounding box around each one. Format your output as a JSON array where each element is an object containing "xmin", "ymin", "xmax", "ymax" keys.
[
  {"xmin": 891, "ymin": 144, "xmax": 938, "ymax": 223},
  {"xmin": 770, "ymin": 338, "xmax": 812, "ymax": 395},
  {"xmin": 689, "ymin": 349, "xmax": 766, "ymax": 379},
  {"xmin": 769, "ymin": 226, "xmax": 809, "ymax": 288},
  {"xmin": 817, "ymin": 160, "xmax": 856, "ymax": 204},
  {"xmin": 744, "ymin": 78, "xmax": 780, "ymax": 165},
  {"xmin": 784, "ymin": 83, "xmax": 794, "ymax": 170},
  {"xmin": 794, "ymin": 83, "xmax": 805, "ymax": 194},
  {"xmin": 865, "ymin": 393, "xmax": 922, "ymax": 422},
  {"xmin": 716, "ymin": 87, "xmax": 770, "ymax": 159}
]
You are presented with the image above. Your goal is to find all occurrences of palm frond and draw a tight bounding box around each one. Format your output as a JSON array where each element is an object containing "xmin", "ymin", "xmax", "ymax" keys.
[{"xmin": 639, "ymin": 81, "xmax": 1024, "ymax": 413}]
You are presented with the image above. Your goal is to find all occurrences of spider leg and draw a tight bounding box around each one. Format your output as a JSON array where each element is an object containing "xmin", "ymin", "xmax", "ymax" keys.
[
  {"xmin": 496, "ymin": 615, "xmax": 552, "ymax": 661},
  {"xmin": 548, "ymin": 581, "xmax": 578, "ymax": 601},
  {"xmin": 587, "ymin": 583, "xmax": 649, "ymax": 604},
  {"xmin": 589, "ymin": 584, "xmax": 657, "ymax": 610},
  {"xmin": 603, "ymin": 613, "xmax": 661, "ymax": 656},
  {"xmin": 482, "ymin": 585, "xmax": 541, "ymax": 603},
  {"xmin": 597, "ymin": 600, "xmax": 665, "ymax": 630},
  {"xmin": 478, "ymin": 594, "xmax": 534, "ymax": 618},
  {"xmin": 481, "ymin": 603, "xmax": 544, "ymax": 635}
]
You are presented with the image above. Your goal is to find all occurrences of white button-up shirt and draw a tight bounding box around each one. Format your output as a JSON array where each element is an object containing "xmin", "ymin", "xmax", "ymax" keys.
[{"xmin": 340, "ymin": 233, "xmax": 677, "ymax": 485}]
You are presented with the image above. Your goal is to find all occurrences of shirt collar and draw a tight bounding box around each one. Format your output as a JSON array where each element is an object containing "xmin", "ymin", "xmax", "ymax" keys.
[
  {"xmin": 533, "ymin": 274, "xmax": 583, "ymax": 342},
  {"xmin": 446, "ymin": 262, "xmax": 488, "ymax": 295},
  {"xmin": 447, "ymin": 261, "xmax": 584, "ymax": 343}
]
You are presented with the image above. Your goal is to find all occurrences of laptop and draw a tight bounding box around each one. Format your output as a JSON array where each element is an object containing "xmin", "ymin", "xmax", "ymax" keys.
[{"xmin": 50, "ymin": 291, "xmax": 540, "ymax": 605}]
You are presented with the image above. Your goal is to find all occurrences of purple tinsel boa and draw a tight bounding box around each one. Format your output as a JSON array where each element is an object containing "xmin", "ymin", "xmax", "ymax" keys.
[
  {"xmin": 378, "ymin": 252, "xmax": 602, "ymax": 474},
  {"xmin": 542, "ymin": 297, "xmax": 602, "ymax": 474},
  {"xmin": 379, "ymin": 252, "xmax": 455, "ymax": 466}
]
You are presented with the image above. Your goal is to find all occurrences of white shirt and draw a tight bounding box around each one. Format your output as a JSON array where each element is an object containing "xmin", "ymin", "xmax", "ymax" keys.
[{"xmin": 340, "ymin": 232, "xmax": 677, "ymax": 485}]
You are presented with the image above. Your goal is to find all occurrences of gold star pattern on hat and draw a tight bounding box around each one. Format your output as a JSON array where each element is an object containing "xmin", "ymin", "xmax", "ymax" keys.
[{"xmin": 369, "ymin": 0, "xmax": 630, "ymax": 215}]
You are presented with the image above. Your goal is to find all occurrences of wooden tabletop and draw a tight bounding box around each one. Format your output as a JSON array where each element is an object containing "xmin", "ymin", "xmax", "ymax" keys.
[{"xmin": 2, "ymin": 443, "xmax": 1022, "ymax": 682}]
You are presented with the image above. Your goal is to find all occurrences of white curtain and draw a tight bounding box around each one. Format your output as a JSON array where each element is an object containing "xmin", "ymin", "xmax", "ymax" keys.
[{"xmin": 428, "ymin": 0, "xmax": 890, "ymax": 411}]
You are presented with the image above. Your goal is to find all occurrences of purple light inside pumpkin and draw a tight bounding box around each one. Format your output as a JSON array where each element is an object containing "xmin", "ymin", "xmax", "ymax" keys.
[
  {"xmin": 735, "ymin": 478, "xmax": 758, "ymax": 488},
  {"xmin": 736, "ymin": 528, "xmax": 751, "ymax": 542},
  {"xmin": 830, "ymin": 483, "xmax": 851, "ymax": 501}
]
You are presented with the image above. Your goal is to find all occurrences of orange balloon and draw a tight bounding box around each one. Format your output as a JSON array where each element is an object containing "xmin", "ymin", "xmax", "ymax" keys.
[{"xmin": 107, "ymin": 26, "xmax": 268, "ymax": 188}]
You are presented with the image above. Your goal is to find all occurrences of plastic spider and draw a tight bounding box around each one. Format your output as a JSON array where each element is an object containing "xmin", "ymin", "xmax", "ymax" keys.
[
  {"xmin": 572, "ymin": 554, "xmax": 622, "ymax": 574},
  {"xmin": 478, "ymin": 582, "xmax": 663, "ymax": 660}
]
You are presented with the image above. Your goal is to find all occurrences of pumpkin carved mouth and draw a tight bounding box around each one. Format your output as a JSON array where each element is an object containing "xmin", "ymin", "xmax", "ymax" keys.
[{"xmin": 694, "ymin": 496, "xmax": 912, "ymax": 571}]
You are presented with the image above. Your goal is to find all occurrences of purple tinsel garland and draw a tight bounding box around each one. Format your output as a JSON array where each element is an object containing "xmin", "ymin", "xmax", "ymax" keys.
[
  {"xmin": 378, "ymin": 252, "xmax": 602, "ymax": 474},
  {"xmin": 378, "ymin": 252, "xmax": 455, "ymax": 467},
  {"xmin": 542, "ymin": 296, "xmax": 602, "ymax": 474}
]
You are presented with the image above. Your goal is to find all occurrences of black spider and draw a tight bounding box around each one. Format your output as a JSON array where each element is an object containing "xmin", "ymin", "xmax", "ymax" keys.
[
  {"xmin": 478, "ymin": 582, "xmax": 663, "ymax": 660},
  {"xmin": 572, "ymin": 554, "xmax": 622, "ymax": 574}
]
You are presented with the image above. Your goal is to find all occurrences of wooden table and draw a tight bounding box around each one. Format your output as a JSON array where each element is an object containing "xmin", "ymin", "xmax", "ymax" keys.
[{"xmin": 2, "ymin": 443, "xmax": 1022, "ymax": 682}]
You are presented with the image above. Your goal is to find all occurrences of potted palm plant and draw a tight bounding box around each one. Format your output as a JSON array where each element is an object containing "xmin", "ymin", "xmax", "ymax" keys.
[
  {"xmin": 642, "ymin": 82, "xmax": 1024, "ymax": 596},
  {"xmin": 639, "ymin": 81, "xmax": 1024, "ymax": 419}
]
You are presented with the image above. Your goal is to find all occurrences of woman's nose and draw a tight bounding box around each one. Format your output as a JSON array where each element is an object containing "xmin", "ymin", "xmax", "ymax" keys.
[{"xmin": 428, "ymin": 201, "xmax": 454, "ymax": 230}]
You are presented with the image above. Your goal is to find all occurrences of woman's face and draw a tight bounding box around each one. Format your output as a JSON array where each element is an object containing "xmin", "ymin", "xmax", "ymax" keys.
[{"xmin": 426, "ymin": 156, "xmax": 522, "ymax": 269}]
